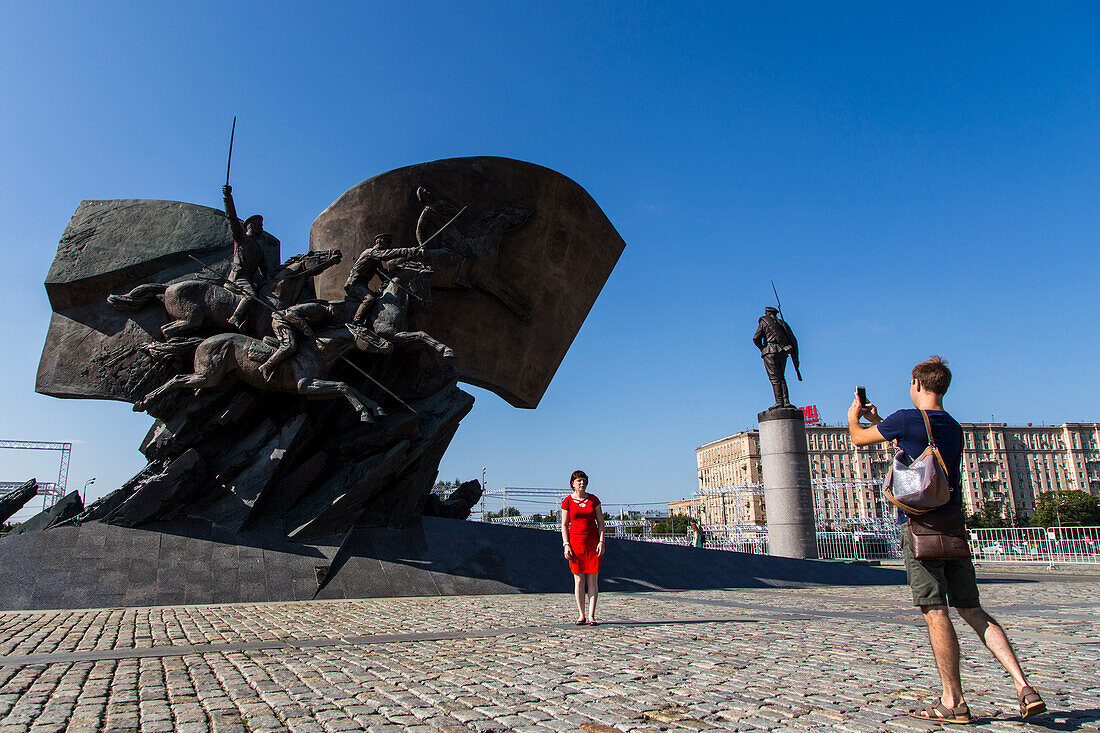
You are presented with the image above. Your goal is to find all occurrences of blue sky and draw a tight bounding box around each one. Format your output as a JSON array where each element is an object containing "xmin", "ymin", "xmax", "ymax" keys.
[{"xmin": 2, "ymin": 2, "xmax": 1098, "ymax": 520}]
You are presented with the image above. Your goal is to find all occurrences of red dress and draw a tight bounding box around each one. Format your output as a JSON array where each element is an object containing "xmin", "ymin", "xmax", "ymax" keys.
[{"xmin": 562, "ymin": 493, "xmax": 602, "ymax": 574}]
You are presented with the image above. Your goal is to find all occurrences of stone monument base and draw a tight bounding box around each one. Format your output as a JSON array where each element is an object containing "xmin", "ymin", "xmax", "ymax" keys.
[
  {"xmin": 759, "ymin": 406, "xmax": 818, "ymax": 559},
  {"xmin": 0, "ymin": 518, "xmax": 901, "ymax": 610}
]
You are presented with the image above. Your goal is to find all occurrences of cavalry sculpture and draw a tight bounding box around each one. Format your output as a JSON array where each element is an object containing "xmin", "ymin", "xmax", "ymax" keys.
[
  {"xmin": 130, "ymin": 261, "xmax": 453, "ymax": 421},
  {"xmin": 108, "ymin": 249, "xmax": 342, "ymax": 339},
  {"xmin": 108, "ymin": 182, "xmax": 456, "ymax": 420},
  {"xmin": 22, "ymin": 155, "xmax": 625, "ymax": 608}
]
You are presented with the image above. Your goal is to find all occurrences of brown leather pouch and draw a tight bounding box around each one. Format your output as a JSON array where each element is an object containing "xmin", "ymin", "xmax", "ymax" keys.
[{"xmin": 908, "ymin": 504, "xmax": 971, "ymax": 560}]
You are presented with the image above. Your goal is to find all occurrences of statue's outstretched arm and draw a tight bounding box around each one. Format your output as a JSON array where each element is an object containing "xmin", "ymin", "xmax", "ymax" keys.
[
  {"xmin": 377, "ymin": 246, "xmax": 423, "ymax": 260},
  {"xmin": 222, "ymin": 185, "xmax": 244, "ymax": 243}
]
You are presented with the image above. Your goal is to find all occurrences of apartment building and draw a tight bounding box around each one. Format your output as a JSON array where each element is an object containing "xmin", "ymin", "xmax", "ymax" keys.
[
  {"xmin": 959, "ymin": 422, "xmax": 1100, "ymax": 518},
  {"xmin": 681, "ymin": 422, "xmax": 1100, "ymax": 524},
  {"xmin": 693, "ymin": 431, "xmax": 766, "ymax": 525}
]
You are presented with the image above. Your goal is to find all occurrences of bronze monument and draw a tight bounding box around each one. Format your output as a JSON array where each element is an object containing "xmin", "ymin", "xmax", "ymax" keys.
[
  {"xmin": 8, "ymin": 156, "xmax": 625, "ymax": 607},
  {"xmin": 753, "ymin": 306, "xmax": 801, "ymax": 410}
]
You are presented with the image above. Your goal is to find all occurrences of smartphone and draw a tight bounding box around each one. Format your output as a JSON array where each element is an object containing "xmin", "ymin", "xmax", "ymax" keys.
[{"xmin": 856, "ymin": 386, "xmax": 869, "ymax": 407}]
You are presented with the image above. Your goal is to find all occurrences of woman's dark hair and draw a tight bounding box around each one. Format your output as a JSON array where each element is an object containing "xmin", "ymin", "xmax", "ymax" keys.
[{"xmin": 570, "ymin": 470, "xmax": 588, "ymax": 485}]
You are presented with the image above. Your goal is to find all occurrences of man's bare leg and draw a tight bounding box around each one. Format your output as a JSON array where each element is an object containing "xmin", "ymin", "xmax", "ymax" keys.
[
  {"xmin": 956, "ymin": 606, "xmax": 1030, "ymax": 693},
  {"xmin": 921, "ymin": 605, "xmax": 965, "ymax": 708}
]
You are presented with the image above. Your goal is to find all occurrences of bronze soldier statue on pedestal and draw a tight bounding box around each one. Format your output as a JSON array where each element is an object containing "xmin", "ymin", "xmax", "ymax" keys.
[{"xmin": 753, "ymin": 306, "xmax": 801, "ymax": 409}]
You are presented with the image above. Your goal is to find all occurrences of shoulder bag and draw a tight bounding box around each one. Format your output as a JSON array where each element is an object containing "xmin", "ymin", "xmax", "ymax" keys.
[
  {"xmin": 908, "ymin": 503, "xmax": 971, "ymax": 560},
  {"xmin": 882, "ymin": 409, "xmax": 951, "ymax": 515}
]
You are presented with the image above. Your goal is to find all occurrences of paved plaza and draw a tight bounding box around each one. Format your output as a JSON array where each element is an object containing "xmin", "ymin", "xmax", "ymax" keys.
[{"xmin": 0, "ymin": 566, "xmax": 1096, "ymax": 732}]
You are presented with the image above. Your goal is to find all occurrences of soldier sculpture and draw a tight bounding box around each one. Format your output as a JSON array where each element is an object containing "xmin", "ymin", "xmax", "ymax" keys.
[{"xmin": 753, "ymin": 306, "xmax": 801, "ymax": 409}]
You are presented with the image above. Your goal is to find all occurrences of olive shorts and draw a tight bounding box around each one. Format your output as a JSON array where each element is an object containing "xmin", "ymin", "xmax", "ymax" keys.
[{"xmin": 901, "ymin": 528, "xmax": 980, "ymax": 608}]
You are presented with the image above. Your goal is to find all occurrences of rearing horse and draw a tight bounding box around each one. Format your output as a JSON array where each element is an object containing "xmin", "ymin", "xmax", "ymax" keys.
[
  {"xmin": 108, "ymin": 249, "xmax": 342, "ymax": 339},
  {"xmin": 135, "ymin": 323, "xmax": 392, "ymax": 422}
]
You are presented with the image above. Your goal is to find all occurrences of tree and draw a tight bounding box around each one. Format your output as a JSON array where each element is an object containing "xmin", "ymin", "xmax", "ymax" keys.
[
  {"xmin": 966, "ymin": 499, "xmax": 1009, "ymax": 529},
  {"xmin": 652, "ymin": 513, "xmax": 691, "ymax": 536},
  {"xmin": 1029, "ymin": 490, "xmax": 1100, "ymax": 528},
  {"xmin": 432, "ymin": 478, "xmax": 462, "ymax": 494},
  {"xmin": 486, "ymin": 506, "xmax": 521, "ymax": 519}
]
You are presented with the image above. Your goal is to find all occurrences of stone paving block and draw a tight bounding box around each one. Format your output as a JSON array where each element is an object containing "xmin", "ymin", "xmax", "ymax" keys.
[
  {"xmin": 0, "ymin": 578, "xmax": 1096, "ymax": 733},
  {"xmin": 469, "ymin": 721, "xmax": 508, "ymax": 733},
  {"xmin": 175, "ymin": 723, "xmax": 210, "ymax": 733}
]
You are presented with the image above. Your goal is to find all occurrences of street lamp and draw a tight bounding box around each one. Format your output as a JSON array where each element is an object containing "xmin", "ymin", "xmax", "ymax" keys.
[
  {"xmin": 480, "ymin": 467, "xmax": 487, "ymax": 519},
  {"xmin": 82, "ymin": 477, "xmax": 96, "ymax": 504}
]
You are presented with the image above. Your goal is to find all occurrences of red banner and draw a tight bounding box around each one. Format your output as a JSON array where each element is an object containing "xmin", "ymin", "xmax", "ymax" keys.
[{"xmin": 801, "ymin": 405, "xmax": 820, "ymax": 425}]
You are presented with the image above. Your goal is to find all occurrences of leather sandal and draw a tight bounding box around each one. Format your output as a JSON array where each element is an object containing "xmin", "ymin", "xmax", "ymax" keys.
[
  {"xmin": 907, "ymin": 701, "xmax": 973, "ymax": 724},
  {"xmin": 1018, "ymin": 686, "xmax": 1046, "ymax": 718}
]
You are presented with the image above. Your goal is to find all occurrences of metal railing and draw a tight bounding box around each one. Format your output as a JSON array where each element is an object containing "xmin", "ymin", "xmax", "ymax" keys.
[
  {"xmin": 475, "ymin": 516, "xmax": 1100, "ymax": 565},
  {"xmin": 817, "ymin": 530, "xmax": 901, "ymax": 561},
  {"xmin": 969, "ymin": 526, "xmax": 1100, "ymax": 564},
  {"xmin": 815, "ymin": 526, "xmax": 1100, "ymax": 564}
]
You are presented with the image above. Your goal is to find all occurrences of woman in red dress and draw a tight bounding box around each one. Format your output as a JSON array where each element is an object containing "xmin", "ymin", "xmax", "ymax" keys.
[{"xmin": 560, "ymin": 470, "xmax": 606, "ymax": 625}]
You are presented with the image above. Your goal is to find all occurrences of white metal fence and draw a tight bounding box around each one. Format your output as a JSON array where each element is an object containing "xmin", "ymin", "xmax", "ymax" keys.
[
  {"xmin": 969, "ymin": 526, "xmax": 1100, "ymax": 564},
  {"xmin": 641, "ymin": 528, "xmax": 770, "ymax": 554},
  {"xmin": 817, "ymin": 530, "xmax": 901, "ymax": 561},
  {"xmin": 479, "ymin": 516, "xmax": 1100, "ymax": 565},
  {"xmin": 815, "ymin": 526, "xmax": 1100, "ymax": 564}
]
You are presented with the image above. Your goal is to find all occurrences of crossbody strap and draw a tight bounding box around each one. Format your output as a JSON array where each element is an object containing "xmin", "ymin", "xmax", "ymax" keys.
[
  {"xmin": 918, "ymin": 408, "xmax": 950, "ymax": 476},
  {"xmin": 918, "ymin": 408, "xmax": 936, "ymax": 448}
]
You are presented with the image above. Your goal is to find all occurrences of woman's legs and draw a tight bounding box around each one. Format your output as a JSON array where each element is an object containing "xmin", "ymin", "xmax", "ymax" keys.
[
  {"xmin": 573, "ymin": 573, "xmax": 586, "ymax": 621},
  {"xmin": 586, "ymin": 573, "xmax": 599, "ymax": 621}
]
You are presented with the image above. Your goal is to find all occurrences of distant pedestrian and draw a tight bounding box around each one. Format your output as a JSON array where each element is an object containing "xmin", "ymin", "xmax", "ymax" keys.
[
  {"xmin": 561, "ymin": 470, "xmax": 605, "ymax": 625},
  {"xmin": 847, "ymin": 356, "xmax": 1046, "ymax": 723},
  {"xmin": 688, "ymin": 519, "xmax": 704, "ymax": 548}
]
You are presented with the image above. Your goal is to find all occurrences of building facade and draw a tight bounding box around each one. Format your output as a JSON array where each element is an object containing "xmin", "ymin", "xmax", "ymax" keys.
[
  {"xmin": 679, "ymin": 422, "xmax": 1100, "ymax": 525},
  {"xmin": 958, "ymin": 422, "xmax": 1100, "ymax": 519},
  {"xmin": 691, "ymin": 431, "xmax": 766, "ymax": 525}
]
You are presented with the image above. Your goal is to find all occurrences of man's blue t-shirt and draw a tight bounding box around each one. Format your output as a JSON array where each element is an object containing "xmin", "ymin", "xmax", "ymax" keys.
[{"xmin": 877, "ymin": 409, "xmax": 964, "ymax": 518}]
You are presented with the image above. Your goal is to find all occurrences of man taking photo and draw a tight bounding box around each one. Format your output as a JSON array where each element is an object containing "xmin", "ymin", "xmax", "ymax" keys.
[{"xmin": 847, "ymin": 356, "xmax": 1045, "ymax": 724}]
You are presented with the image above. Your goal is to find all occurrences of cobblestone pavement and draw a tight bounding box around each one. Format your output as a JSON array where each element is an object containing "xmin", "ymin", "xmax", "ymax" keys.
[{"xmin": 0, "ymin": 571, "xmax": 1097, "ymax": 732}]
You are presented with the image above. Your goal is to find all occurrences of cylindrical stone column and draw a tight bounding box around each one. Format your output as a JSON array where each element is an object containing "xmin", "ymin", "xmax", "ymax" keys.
[{"xmin": 758, "ymin": 407, "xmax": 818, "ymax": 559}]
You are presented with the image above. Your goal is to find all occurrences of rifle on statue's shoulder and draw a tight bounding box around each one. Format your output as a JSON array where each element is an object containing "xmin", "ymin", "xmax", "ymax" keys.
[{"xmin": 771, "ymin": 280, "xmax": 802, "ymax": 381}]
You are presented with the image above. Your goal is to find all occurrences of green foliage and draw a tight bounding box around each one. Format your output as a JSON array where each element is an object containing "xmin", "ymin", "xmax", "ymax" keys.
[
  {"xmin": 433, "ymin": 478, "xmax": 463, "ymax": 493},
  {"xmin": 486, "ymin": 506, "xmax": 521, "ymax": 519},
  {"xmin": 966, "ymin": 499, "xmax": 1010, "ymax": 529},
  {"xmin": 1029, "ymin": 490, "xmax": 1100, "ymax": 528},
  {"xmin": 652, "ymin": 513, "xmax": 691, "ymax": 535}
]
